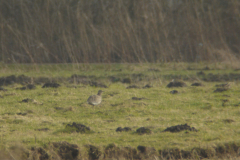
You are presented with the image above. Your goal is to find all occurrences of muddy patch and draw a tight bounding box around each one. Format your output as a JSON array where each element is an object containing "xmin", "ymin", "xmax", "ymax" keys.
[
  {"xmin": 126, "ymin": 85, "xmax": 140, "ymax": 89},
  {"xmin": 191, "ymin": 82, "xmax": 203, "ymax": 86},
  {"xmin": 55, "ymin": 106, "xmax": 74, "ymax": 112},
  {"xmin": 16, "ymin": 112, "xmax": 28, "ymax": 116},
  {"xmin": 54, "ymin": 107, "xmax": 64, "ymax": 110},
  {"xmin": 215, "ymin": 83, "xmax": 230, "ymax": 88},
  {"xmin": 42, "ymin": 82, "xmax": 60, "ymax": 88},
  {"xmin": 203, "ymin": 73, "xmax": 240, "ymax": 82},
  {"xmin": 170, "ymin": 90, "xmax": 178, "ymax": 94},
  {"xmin": 223, "ymin": 119, "xmax": 235, "ymax": 123},
  {"xmin": 0, "ymin": 75, "xmax": 28, "ymax": 86},
  {"xmin": 197, "ymin": 71, "xmax": 206, "ymax": 76},
  {"xmin": 65, "ymin": 122, "xmax": 91, "ymax": 133},
  {"xmin": 122, "ymin": 78, "xmax": 132, "ymax": 84},
  {"xmin": 35, "ymin": 128, "xmax": 50, "ymax": 131},
  {"xmin": 163, "ymin": 124, "xmax": 198, "ymax": 133},
  {"xmin": 142, "ymin": 84, "xmax": 152, "ymax": 88},
  {"xmin": 167, "ymin": 81, "xmax": 187, "ymax": 88},
  {"xmin": 148, "ymin": 68, "xmax": 160, "ymax": 72},
  {"xmin": 132, "ymin": 97, "xmax": 146, "ymax": 100},
  {"xmin": 69, "ymin": 74, "xmax": 89, "ymax": 84},
  {"xmin": 214, "ymin": 88, "xmax": 228, "ymax": 93},
  {"xmin": 108, "ymin": 92, "xmax": 119, "ymax": 97},
  {"xmin": 116, "ymin": 127, "xmax": 132, "ymax": 132},
  {"xmin": 109, "ymin": 76, "xmax": 121, "ymax": 83},
  {"xmin": 0, "ymin": 72, "xmax": 239, "ymax": 88},
  {"xmin": 16, "ymin": 84, "xmax": 36, "ymax": 90},
  {"xmin": 89, "ymin": 81, "xmax": 108, "ymax": 88},
  {"xmin": 136, "ymin": 127, "xmax": 151, "ymax": 135},
  {"xmin": 21, "ymin": 98, "xmax": 34, "ymax": 103}
]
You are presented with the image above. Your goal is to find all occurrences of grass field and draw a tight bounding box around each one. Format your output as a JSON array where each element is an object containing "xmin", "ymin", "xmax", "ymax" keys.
[{"xmin": 0, "ymin": 63, "xmax": 240, "ymax": 159}]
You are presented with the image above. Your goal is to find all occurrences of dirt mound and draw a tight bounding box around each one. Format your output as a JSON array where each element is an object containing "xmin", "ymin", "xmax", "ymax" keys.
[
  {"xmin": 223, "ymin": 119, "xmax": 235, "ymax": 123},
  {"xmin": 21, "ymin": 98, "xmax": 34, "ymax": 103},
  {"xmin": 197, "ymin": 71, "xmax": 205, "ymax": 76},
  {"xmin": 0, "ymin": 75, "xmax": 31, "ymax": 86},
  {"xmin": 136, "ymin": 127, "xmax": 151, "ymax": 135},
  {"xmin": 70, "ymin": 74, "xmax": 88, "ymax": 80},
  {"xmin": 89, "ymin": 81, "xmax": 108, "ymax": 88},
  {"xmin": 69, "ymin": 74, "xmax": 108, "ymax": 88},
  {"xmin": 52, "ymin": 141, "xmax": 79, "ymax": 160},
  {"xmin": 132, "ymin": 97, "xmax": 146, "ymax": 100},
  {"xmin": 203, "ymin": 73, "xmax": 240, "ymax": 82},
  {"xmin": 191, "ymin": 82, "xmax": 203, "ymax": 86},
  {"xmin": 116, "ymin": 127, "xmax": 132, "ymax": 132},
  {"xmin": 42, "ymin": 82, "xmax": 60, "ymax": 88},
  {"xmin": 17, "ymin": 112, "xmax": 28, "ymax": 116},
  {"xmin": 122, "ymin": 78, "xmax": 132, "ymax": 84},
  {"xmin": 163, "ymin": 124, "xmax": 198, "ymax": 133},
  {"xmin": 17, "ymin": 84, "xmax": 36, "ymax": 90},
  {"xmin": 215, "ymin": 83, "xmax": 230, "ymax": 87},
  {"xmin": 126, "ymin": 85, "xmax": 140, "ymax": 89},
  {"xmin": 170, "ymin": 90, "xmax": 178, "ymax": 94},
  {"xmin": 142, "ymin": 84, "xmax": 152, "ymax": 88},
  {"xmin": 65, "ymin": 122, "xmax": 91, "ymax": 133},
  {"xmin": 214, "ymin": 88, "xmax": 228, "ymax": 93},
  {"xmin": 109, "ymin": 76, "xmax": 121, "ymax": 83},
  {"xmin": 167, "ymin": 81, "xmax": 187, "ymax": 88},
  {"xmin": 203, "ymin": 66, "xmax": 210, "ymax": 70},
  {"xmin": 35, "ymin": 128, "xmax": 49, "ymax": 131},
  {"xmin": 85, "ymin": 145, "xmax": 102, "ymax": 160}
]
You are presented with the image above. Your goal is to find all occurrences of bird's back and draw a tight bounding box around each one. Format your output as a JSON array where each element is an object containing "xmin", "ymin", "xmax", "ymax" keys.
[{"xmin": 87, "ymin": 95, "xmax": 102, "ymax": 105}]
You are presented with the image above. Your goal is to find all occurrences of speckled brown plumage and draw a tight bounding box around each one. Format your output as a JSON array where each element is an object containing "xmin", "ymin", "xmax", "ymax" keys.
[{"xmin": 87, "ymin": 90, "xmax": 103, "ymax": 106}]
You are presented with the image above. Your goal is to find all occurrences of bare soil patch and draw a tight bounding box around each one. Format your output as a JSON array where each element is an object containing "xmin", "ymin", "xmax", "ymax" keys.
[
  {"xmin": 214, "ymin": 88, "xmax": 229, "ymax": 93},
  {"xmin": 170, "ymin": 90, "xmax": 179, "ymax": 94},
  {"xmin": 116, "ymin": 127, "xmax": 132, "ymax": 132},
  {"xmin": 65, "ymin": 122, "xmax": 91, "ymax": 133},
  {"xmin": 126, "ymin": 85, "xmax": 140, "ymax": 89},
  {"xmin": 191, "ymin": 82, "xmax": 203, "ymax": 86},
  {"xmin": 42, "ymin": 82, "xmax": 61, "ymax": 88},
  {"xmin": 167, "ymin": 81, "xmax": 187, "ymax": 88},
  {"xmin": 136, "ymin": 127, "xmax": 151, "ymax": 135},
  {"xmin": 163, "ymin": 124, "xmax": 198, "ymax": 133}
]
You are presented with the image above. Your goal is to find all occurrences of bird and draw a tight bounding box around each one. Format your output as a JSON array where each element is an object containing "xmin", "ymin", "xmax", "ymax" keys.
[{"xmin": 87, "ymin": 90, "xmax": 103, "ymax": 106}]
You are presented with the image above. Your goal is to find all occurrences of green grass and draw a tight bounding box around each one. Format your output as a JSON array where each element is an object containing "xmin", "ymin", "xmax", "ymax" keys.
[
  {"xmin": 0, "ymin": 63, "xmax": 240, "ymax": 158},
  {"xmin": 0, "ymin": 62, "xmax": 239, "ymax": 78}
]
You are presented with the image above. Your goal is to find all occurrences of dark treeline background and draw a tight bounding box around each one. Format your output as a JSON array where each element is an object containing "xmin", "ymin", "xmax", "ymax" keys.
[{"xmin": 0, "ymin": 0, "xmax": 239, "ymax": 63}]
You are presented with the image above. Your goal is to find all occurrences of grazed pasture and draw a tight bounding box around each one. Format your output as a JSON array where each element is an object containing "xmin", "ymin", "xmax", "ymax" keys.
[{"xmin": 0, "ymin": 63, "xmax": 240, "ymax": 159}]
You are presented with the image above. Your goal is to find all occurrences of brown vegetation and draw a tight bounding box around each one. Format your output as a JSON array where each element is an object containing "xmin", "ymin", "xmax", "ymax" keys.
[
  {"xmin": 0, "ymin": 0, "xmax": 240, "ymax": 63},
  {"xmin": 1, "ymin": 142, "xmax": 240, "ymax": 160}
]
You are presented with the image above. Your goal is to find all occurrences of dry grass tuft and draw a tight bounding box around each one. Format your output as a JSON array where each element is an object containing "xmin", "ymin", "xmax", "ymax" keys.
[{"xmin": 0, "ymin": 0, "xmax": 240, "ymax": 63}]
